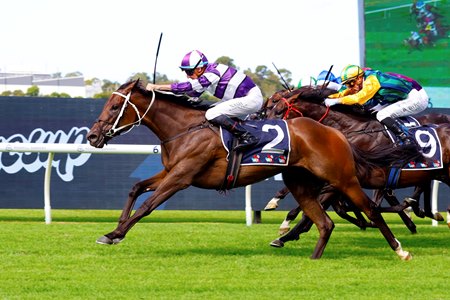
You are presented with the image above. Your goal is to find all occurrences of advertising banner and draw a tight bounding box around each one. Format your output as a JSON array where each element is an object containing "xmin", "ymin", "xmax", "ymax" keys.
[{"xmin": 0, "ymin": 96, "xmax": 448, "ymax": 211}]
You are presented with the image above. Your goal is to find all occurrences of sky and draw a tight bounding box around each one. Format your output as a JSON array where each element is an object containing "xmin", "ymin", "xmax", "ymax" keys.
[{"xmin": 1, "ymin": 0, "xmax": 363, "ymax": 84}]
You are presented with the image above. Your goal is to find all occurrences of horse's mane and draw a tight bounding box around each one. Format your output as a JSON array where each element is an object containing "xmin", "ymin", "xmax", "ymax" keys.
[
  {"xmin": 121, "ymin": 79, "xmax": 214, "ymax": 111},
  {"xmin": 293, "ymin": 85, "xmax": 375, "ymax": 120}
]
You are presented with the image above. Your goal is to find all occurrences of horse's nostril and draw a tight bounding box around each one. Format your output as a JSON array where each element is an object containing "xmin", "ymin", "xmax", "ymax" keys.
[{"xmin": 87, "ymin": 133, "xmax": 97, "ymax": 142}]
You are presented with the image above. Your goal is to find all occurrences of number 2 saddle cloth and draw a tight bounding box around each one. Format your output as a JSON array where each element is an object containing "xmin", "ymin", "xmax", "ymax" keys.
[{"xmin": 220, "ymin": 119, "xmax": 290, "ymax": 166}]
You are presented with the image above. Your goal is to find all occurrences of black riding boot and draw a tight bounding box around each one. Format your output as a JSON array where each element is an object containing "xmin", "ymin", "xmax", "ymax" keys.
[
  {"xmin": 380, "ymin": 117, "xmax": 418, "ymax": 149},
  {"xmin": 210, "ymin": 115, "xmax": 259, "ymax": 151}
]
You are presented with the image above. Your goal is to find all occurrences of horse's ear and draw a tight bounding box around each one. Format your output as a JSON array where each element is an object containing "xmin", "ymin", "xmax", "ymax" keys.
[{"xmin": 128, "ymin": 78, "xmax": 140, "ymax": 91}]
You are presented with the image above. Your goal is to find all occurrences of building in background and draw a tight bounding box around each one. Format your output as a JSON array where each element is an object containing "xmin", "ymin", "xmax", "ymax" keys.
[{"xmin": 0, "ymin": 72, "xmax": 92, "ymax": 98}]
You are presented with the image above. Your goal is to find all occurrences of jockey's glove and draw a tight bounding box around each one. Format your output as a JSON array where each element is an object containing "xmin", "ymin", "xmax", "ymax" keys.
[{"xmin": 324, "ymin": 98, "xmax": 341, "ymax": 107}]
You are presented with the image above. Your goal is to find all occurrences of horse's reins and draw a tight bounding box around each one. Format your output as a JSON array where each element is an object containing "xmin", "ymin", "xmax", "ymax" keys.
[
  {"xmin": 160, "ymin": 121, "xmax": 213, "ymax": 144},
  {"xmin": 279, "ymin": 97, "xmax": 303, "ymax": 119},
  {"xmin": 103, "ymin": 90, "xmax": 155, "ymax": 137},
  {"xmin": 275, "ymin": 96, "xmax": 330, "ymax": 123},
  {"xmin": 100, "ymin": 89, "xmax": 211, "ymax": 143}
]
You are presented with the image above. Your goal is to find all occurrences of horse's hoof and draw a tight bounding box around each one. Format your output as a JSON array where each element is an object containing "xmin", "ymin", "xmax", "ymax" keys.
[
  {"xmin": 404, "ymin": 197, "xmax": 418, "ymax": 206},
  {"xmin": 278, "ymin": 227, "xmax": 290, "ymax": 236},
  {"xmin": 401, "ymin": 252, "xmax": 413, "ymax": 261},
  {"xmin": 270, "ymin": 239, "xmax": 285, "ymax": 248},
  {"xmin": 112, "ymin": 237, "xmax": 125, "ymax": 244},
  {"xmin": 96, "ymin": 236, "xmax": 114, "ymax": 245},
  {"xmin": 434, "ymin": 212, "xmax": 444, "ymax": 221},
  {"xmin": 264, "ymin": 199, "xmax": 279, "ymax": 211},
  {"xmin": 264, "ymin": 205, "xmax": 277, "ymax": 211}
]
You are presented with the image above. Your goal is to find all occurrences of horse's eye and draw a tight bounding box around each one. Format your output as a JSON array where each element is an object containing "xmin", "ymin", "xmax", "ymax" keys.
[{"xmin": 111, "ymin": 105, "xmax": 119, "ymax": 111}]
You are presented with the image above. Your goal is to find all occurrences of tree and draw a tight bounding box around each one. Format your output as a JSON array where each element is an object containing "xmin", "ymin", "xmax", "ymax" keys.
[
  {"xmin": 93, "ymin": 92, "xmax": 111, "ymax": 99},
  {"xmin": 46, "ymin": 92, "xmax": 71, "ymax": 98},
  {"xmin": 65, "ymin": 71, "xmax": 83, "ymax": 77},
  {"xmin": 102, "ymin": 79, "xmax": 120, "ymax": 94},
  {"xmin": 12, "ymin": 90, "xmax": 25, "ymax": 96},
  {"xmin": 244, "ymin": 65, "xmax": 291, "ymax": 98},
  {"xmin": 215, "ymin": 56, "xmax": 237, "ymax": 69},
  {"xmin": 128, "ymin": 72, "xmax": 151, "ymax": 83},
  {"xmin": 26, "ymin": 85, "xmax": 39, "ymax": 97}
]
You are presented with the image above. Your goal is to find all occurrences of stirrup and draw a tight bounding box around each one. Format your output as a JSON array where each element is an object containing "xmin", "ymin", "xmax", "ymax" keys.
[{"xmin": 233, "ymin": 135, "xmax": 259, "ymax": 151}]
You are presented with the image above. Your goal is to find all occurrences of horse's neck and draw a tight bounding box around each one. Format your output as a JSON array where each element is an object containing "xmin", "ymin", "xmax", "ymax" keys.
[
  {"xmin": 143, "ymin": 95, "xmax": 206, "ymax": 142},
  {"xmin": 300, "ymin": 101, "xmax": 384, "ymax": 144},
  {"xmin": 299, "ymin": 101, "xmax": 354, "ymax": 129}
]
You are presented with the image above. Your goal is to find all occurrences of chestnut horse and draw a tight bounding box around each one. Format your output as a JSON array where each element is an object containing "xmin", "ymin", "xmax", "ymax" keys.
[
  {"xmin": 262, "ymin": 86, "xmax": 450, "ymax": 245},
  {"xmin": 87, "ymin": 80, "xmax": 412, "ymax": 259}
]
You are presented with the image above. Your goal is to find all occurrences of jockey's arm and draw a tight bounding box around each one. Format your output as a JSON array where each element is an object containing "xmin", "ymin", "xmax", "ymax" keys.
[
  {"xmin": 329, "ymin": 75, "xmax": 381, "ymax": 105},
  {"xmin": 146, "ymin": 83, "xmax": 172, "ymax": 91}
]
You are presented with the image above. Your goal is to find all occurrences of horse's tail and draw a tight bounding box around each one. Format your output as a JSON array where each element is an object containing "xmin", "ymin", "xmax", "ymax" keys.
[{"xmin": 350, "ymin": 143, "xmax": 422, "ymax": 179}]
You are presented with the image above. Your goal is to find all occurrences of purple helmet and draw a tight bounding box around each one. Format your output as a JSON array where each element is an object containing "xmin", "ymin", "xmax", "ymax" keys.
[{"xmin": 180, "ymin": 50, "xmax": 208, "ymax": 70}]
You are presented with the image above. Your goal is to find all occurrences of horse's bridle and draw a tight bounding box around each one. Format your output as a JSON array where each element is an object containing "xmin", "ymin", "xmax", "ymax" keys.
[
  {"xmin": 270, "ymin": 95, "xmax": 330, "ymax": 123},
  {"xmin": 103, "ymin": 90, "xmax": 155, "ymax": 137}
]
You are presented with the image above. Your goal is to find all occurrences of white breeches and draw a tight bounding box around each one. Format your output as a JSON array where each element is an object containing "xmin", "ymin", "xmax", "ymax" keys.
[
  {"xmin": 376, "ymin": 88, "xmax": 429, "ymax": 121},
  {"xmin": 204, "ymin": 87, "xmax": 263, "ymax": 120}
]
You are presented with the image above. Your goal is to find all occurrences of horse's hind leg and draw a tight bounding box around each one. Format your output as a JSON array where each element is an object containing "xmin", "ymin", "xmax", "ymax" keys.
[{"xmin": 341, "ymin": 181, "xmax": 412, "ymax": 260}]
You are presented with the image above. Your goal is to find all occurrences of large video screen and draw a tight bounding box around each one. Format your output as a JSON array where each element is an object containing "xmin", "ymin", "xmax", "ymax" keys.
[{"xmin": 364, "ymin": 0, "xmax": 449, "ymax": 108}]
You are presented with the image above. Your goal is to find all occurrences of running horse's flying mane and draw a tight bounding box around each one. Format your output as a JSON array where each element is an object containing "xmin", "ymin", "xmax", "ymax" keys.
[{"xmin": 86, "ymin": 79, "xmax": 414, "ymax": 259}]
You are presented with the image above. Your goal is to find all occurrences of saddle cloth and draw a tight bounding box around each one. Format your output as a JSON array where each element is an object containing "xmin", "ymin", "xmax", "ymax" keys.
[
  {"xmin": 386, "ymin": 116, "xmax": 443, "ymax": 171},
  {"xmin": 220, "ymin": 119, "xmax": 290, "ymax": 166}
]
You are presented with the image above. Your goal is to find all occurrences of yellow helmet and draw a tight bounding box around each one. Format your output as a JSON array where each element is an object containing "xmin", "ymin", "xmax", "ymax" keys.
[{"xmin": 340, "ymin": 64, "xmax": 364, "ymax": 84}]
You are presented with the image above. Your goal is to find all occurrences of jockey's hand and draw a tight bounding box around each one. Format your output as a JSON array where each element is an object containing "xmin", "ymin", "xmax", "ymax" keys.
[
  {"xmin": 324, "ymin": 98, "xmax": 341, "ymax": 107},
  {"xmin": 187, "ymin": 97, "xmax": 201, "ymax": 103}
]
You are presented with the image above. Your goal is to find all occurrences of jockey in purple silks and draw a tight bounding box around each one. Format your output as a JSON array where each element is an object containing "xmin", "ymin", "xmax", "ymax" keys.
[{"xmin": 147, "ymin": 50, "xmax": 263, "ymax": 151}]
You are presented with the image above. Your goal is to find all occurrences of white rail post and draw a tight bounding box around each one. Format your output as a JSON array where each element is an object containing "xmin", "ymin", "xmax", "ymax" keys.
[
  {"xmin": 44, "ymin": 152, "xmax": 54, "ymax": 224},
  {"xmin": 245, "ymin": 185, "xmax": 252, "ymax": 226},
  {"xmin": 431, "ymin": 180, "xmax": 440, "ymax": 227}
]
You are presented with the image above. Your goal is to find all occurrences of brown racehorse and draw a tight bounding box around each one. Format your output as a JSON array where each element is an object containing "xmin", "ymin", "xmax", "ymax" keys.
[
  {"xmin": 262, "ymin": 86, "xmax": 450, "ymax": 245},
  {"xmin": 87, "ymin": 79, "xmax": 413, "ymax": 259}
]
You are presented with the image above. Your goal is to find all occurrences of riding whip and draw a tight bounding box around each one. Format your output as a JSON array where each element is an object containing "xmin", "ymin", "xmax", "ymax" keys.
[
  {"xmin": 272, "ymin": 62, "xmax": 291, "ymax": 91},
  {"xmin": 153, "ymin": 32, "xmax": 163, "ymax": 84}
]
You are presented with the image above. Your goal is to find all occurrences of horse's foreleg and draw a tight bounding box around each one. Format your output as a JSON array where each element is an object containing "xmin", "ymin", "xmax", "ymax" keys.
[
  {"xmin": 278, "ymin": 206, "xmax": 302, "ymax": 235},
  {"xmin": 118, "ymin": 170, "xmax": 167, "ymax": 223},
  {"xmin": 97, "ymin": 169, "xmax": 190, "ymax": 245},
  {"xmin": 332, "ymin": 199, "xmax": 373, "ymax": 230},
  {"xmin": 382, "ymin": 190, "xmax": 417, "ymax": 234},
  {"xmin": 271, "ymin": 213, "xmax": 314, "ymax": 247},
  {"xmin": 264, "ymin": 186, "xmax": 291, "ymax": 211}
]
